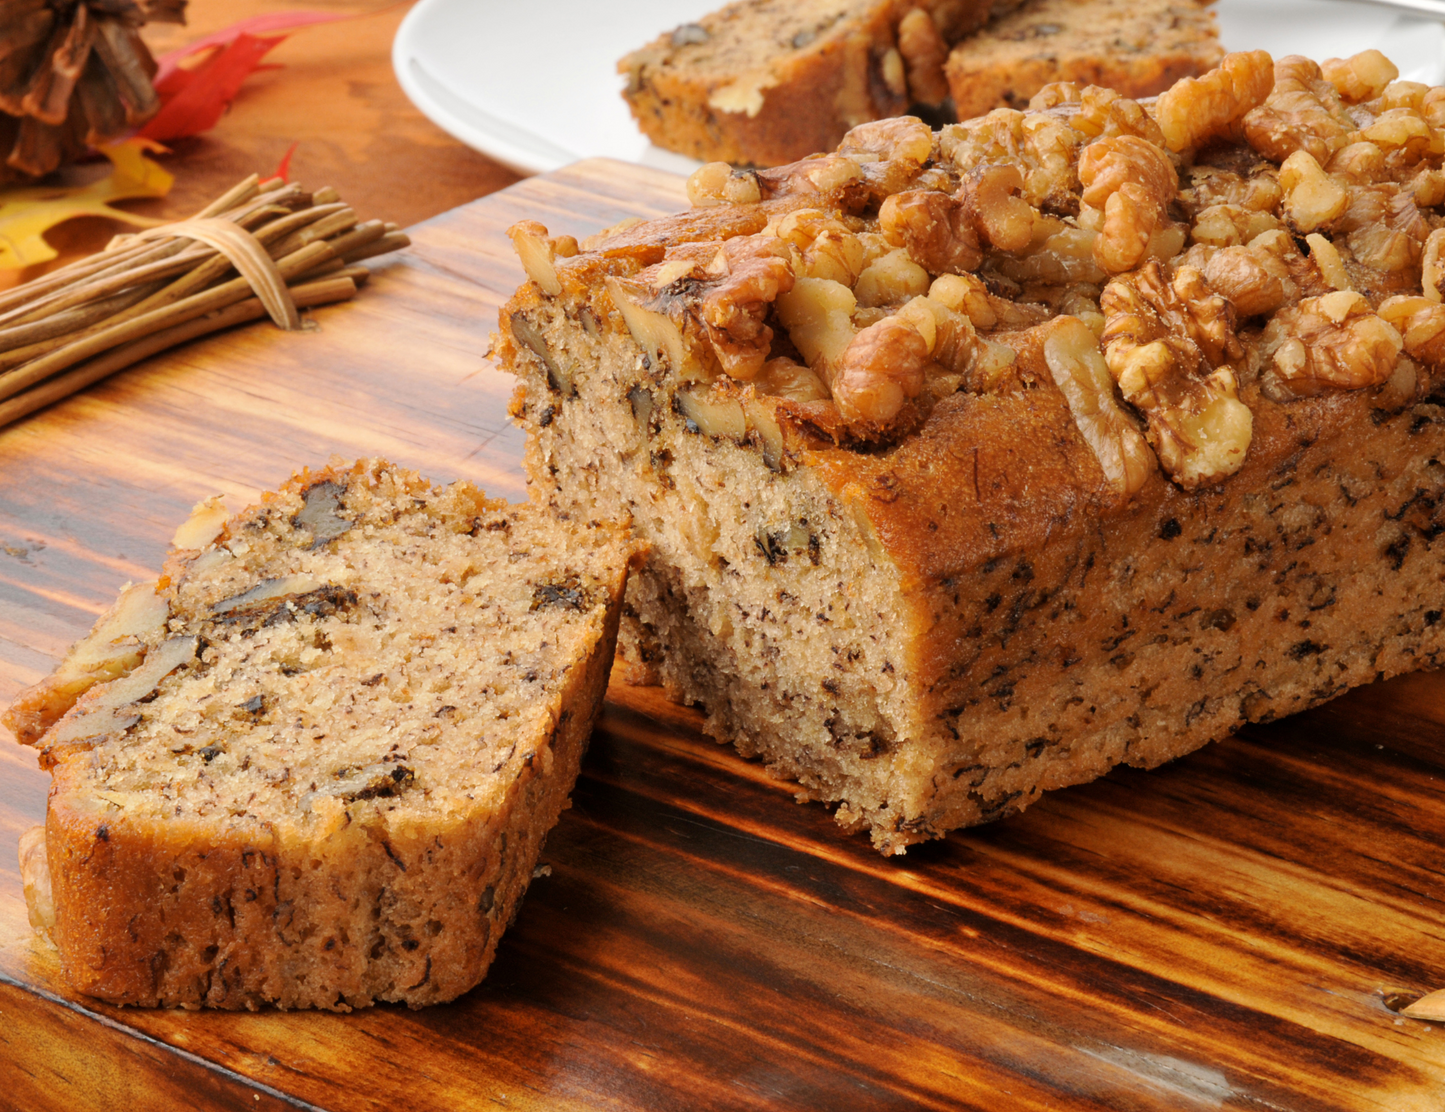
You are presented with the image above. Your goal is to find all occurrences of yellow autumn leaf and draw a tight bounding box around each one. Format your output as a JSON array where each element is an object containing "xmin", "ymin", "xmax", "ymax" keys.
[{"xmin": 0, "ymin": 139, "xmax": 175, "ymax": 271}]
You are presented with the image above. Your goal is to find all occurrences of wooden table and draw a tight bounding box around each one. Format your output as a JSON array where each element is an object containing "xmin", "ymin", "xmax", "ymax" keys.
[{"xmin": 4, "ymin": 156, "xmax": 1445, "ymax": 1111}]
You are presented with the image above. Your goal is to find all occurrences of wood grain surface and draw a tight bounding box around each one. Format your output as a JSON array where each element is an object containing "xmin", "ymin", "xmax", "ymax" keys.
[{"xmin": 3, "ymin": 159, "xmax": 1445, "ymax": 1111}]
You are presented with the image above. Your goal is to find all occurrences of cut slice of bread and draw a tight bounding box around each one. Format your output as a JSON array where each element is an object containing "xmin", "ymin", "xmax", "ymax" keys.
[
  {"xmin": 944, "ymin": 0, "xmax": 1224, "ymax": 119},
  {"xmin": 619, "ymin": 0, "xmax": 1005, "ymax": 167},
  {"xmin": 5, "ymin": 458, "xmax": 635, "ymax": 1009}
]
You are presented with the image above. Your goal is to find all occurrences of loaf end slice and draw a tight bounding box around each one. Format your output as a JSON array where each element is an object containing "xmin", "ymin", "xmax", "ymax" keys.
[
  {"xmin": 5, "ymin": 459, "xmax": 636, "ymax": 1009},
  {"xmin": 945, "ymin": 0, "xmax": 1223, "ymax": 118},
  {"xmin": 620, "ymin": 0, "xmax": 1001, "ymax": 166}
]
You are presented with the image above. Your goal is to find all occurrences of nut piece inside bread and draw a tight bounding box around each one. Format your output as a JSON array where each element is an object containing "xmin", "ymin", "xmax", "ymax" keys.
[
  {"xmin": 4, "ymin": 459, "xmax": 635, "ymax": 1009},
  {"xmin": 502, "ymin": 50, "xmax": 1445, "ymax": 854}
]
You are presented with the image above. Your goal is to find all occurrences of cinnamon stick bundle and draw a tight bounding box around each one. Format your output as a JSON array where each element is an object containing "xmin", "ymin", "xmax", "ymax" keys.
[{"xmin": 0, "ymin": 174, "xmax": 410, "ymax": 430}]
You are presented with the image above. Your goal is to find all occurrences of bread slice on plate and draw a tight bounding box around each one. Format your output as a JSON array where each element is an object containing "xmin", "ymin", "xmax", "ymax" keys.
[
  {"xmin": 6, "ymin": 458, "xmax": 635, "ymax": 1009},
  {"xmin": 503, "ymin": 50, "xmax": 1445, "ymax": 854}
]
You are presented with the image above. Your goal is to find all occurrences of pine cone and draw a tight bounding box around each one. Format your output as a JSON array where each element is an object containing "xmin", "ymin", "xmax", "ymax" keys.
[{"xmin": 0, "ymin": 1, "xmax": 186, "ymax": 183}]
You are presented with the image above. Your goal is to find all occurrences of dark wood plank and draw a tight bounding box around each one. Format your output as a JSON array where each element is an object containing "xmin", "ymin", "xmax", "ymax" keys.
[{"xmin": 3, "ymin": 158, "xmax": 1445, "ymax": 1111}]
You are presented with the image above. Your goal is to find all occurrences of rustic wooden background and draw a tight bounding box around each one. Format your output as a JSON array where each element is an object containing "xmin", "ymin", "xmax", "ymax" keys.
[{"xmin": 2, "ymin": 158, "xmax": 1445, "ymax": 1111}]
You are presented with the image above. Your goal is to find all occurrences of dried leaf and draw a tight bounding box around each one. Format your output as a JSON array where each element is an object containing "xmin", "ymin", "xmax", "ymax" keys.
[
  {"xmin": 150, "ymin": 11, "xmax": 353, "ymax": 86},
  {"xmin": 0, "ymin": 138, "xmax": 172, "ymax": 270},
  {"xmin": 1401, "ymin": 989, "xmax": 1445, "ymax": 1021},
  {"xmin": 138, "ymin": 32, "xmax": 286, "ymax": 143}
]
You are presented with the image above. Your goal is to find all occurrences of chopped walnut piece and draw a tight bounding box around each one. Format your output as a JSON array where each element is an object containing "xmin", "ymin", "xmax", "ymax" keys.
[
  {"xmin": 776, "ymin": 277, "xmax": 858, "ymax": 369},
  {"xmin": 1078, "ymin": 136, "xmax": 1178, "ymax": 274},
  {"xmin": 1243, "ymin": 55, "xmax": 1356, "ymax": 165},
  {"xmin": 698, "ymin": 236, "xmax": 796, "ymax": 380},
  {"xmin": 687, "ymin": 163, "xmax": 762, "ymax": 208},
  {"xmin": 1422, "ymin": 228, "xmax": 1445, "ymax": 301},
  {"xmin": 878, "ymin": 189, "xmax": 982, "ymax": 275},
  {"xmin": 838, "ymin": 116, "xmax": 933, "ymax": 166},
  {"xmin": 928, "ymin": 273, "xmax": 996, "ymax": 329},
  {"xmin": 1204, "ymin": 244, "xmax": 1293, "ymax": 317},
  {"xmin": 507, "ymin": 221, "xmax": 567, "ymax": 297},
  {"xmin": 1100, "ymin": 261, "xmax": 1252, "ymax": 488},
  {"xmin": 1378, "ymin": 296, "xmax": 1445, "ymax": 365},
  {"xmin": 853, "ymin": 247, "xmax": 931, "ymax": 307},
  {"xmin": 1042, "ymin": 316, "xmax": 1156, "ymax": 497},
  {"xmin": 1261, "ymin": 291, "xmax": 1403, "ymax": 397},
  {"xmin": 1190, "ymin": 203, "xmax": 1281, "ymax": 248},
  {"xmin": 772, "ymin": 209, "xmax": 867, "ymax": 285},
  {"xmin": 1334, "ymin": 184, "xmax": 1428, "ymax": 278},
  {"xmin": 1063, "ymin": 85, "xmax": 1167, "ymax": 146},
  {"xmin": 1327, "ymin": 141, "xmax": 1386, "ymax": 182},
  {"xmin": 1304, "ymin": 233, "xmax": 1351, "ymax": 291},
  {"xmin": 1179, "ymin": 165, "xmax": 1282, "ymax": 216},
  {"xmin": 939, "ymin": 108, "xmax": 1081, "ymax": 213},
  {"xmin": 897, "ymin": 7, "xmax": 949, "ymax": 107},
  {"xmin": 830, "ymin": 315, "xmax": 929, "ymax": 432},
  {"xmin": 959, "ymin": 164, "xmax": 1035, "ymax": 253},
  {"xmin": 1153, "ymin": 50, "xmax": 1275, "ymax": 154},
  {"xmin": 756, "ymin": 356, "xmax": 831, "ymax": 402},
  {"xmin": 1278, "ymin": 150, "xmax": 1348, "ymax": 233},
  {"xmin": 1321, "ymin": 49, "xmax": 1399, "ymax": 103}
]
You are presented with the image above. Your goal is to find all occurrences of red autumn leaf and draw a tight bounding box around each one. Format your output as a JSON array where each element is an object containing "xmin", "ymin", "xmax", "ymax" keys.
[
  {"xmin": 138, "ymin": 33, "xmax": 287, "ymax": 142},
  {"xmin": 151, "ymin": 11, "xmax": 354, "ymax": 85},
  {"xmin": 274, "ymin": 140, "xmax": 299, "ymax": 182}
]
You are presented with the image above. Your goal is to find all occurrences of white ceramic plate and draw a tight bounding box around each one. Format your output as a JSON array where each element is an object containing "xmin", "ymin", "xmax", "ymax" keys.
[{"xmin": 392, "ymin": 0, "xmax": 1445, "ymax": 177}]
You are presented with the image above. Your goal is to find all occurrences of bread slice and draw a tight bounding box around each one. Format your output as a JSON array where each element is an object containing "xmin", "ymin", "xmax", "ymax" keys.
[
  {"xmin": 619, "ymin": 0, "xmax": 1006, "ymax": 167},
  {"xmin": 502, "ymin": 52, "xmax": 1445, "ymax": 854},
  {"xmin": 618, "ymin": 0, "xmax": 1219, "ymax": 168},
  {"xmin": 944, "ymin": 0, "xmax": 1224, "ymax": 119},
  {"xmin": 5, "ymin": 459, "xmax": 635, "ymax": 1009}
]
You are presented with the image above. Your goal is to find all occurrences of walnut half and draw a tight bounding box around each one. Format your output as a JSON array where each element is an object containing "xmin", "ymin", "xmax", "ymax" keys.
[
  {"xmin": 1042, "ymin": 316, "xmax": 1156, "ymax": 497},
  {"xmin": 1101, "ymin": 262, "xmax": 1253, "ymax": 489},
  {"xmin": 1261, "ymin": 290, "xmax": 1403, "ymax": 398}
]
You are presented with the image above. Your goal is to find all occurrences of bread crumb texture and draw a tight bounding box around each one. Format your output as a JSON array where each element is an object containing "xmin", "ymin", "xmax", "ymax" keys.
[{"xmin": 5, "ymin": 459, "xmax": 633, "ymax": 1009}]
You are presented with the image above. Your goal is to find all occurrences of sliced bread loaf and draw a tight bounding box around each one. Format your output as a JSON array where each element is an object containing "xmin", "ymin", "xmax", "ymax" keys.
[{"xmin": 6, "ymin": 459, "xmax": 634, "ymax": 1009}]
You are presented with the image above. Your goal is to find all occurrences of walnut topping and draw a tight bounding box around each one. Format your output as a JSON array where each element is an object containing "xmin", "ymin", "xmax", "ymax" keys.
[
  {"xmin": 1153, "ymin": 51, "xmax": 1275, "ymax": 154},
  {"xmin": 1101, "ymin": 262, "xmax": 1252, "ymax": 488},
  {"xmin": 1190, "ymin": 203, "xmax": 1281, "ymax": 248},
  {"xmin": 878, "ymin": 190, "xmax": 981, "ymax": 275},
  {"xmin": 507, "ymin": 220, "xmax": 576, "ymax": 297},
  {"xmin": 939, "ymin": 108, "xmax": 1081, "ymax": 213},
  {"xmin": 699, "ymin": 236, "xmax": 796, "ymax": 379},
  {"xmin": 1077, "ymin": 136, "xmax": 1179, "ymax": 273},
  {"xmin": 687, "ymin": 162, "xmax": 762, "ymax": 208},
  {"xmin": 1321, "ymin": 49, "xmax": 1399, "ymax": 103},
  {"xmin": 958, "ymin": 164, "xmax": 1035, "ymax": 253},
  {"xmin": 1336, "ymin": 184, "xmax": 1427, "ymax": 276},
  {"xmin": 838, "ymin": 116, "xmax": 933, "ymax": 167},
  {"xmin": 1042, "ymin": 316, "xmax": 1156, "ymax": 496},
  {"xmin": 771, "ymin": 208, "xmax": 868, "ymax": 284},
  {"xmin": 1377, "ymin": 296, "xmax": 1445, "ymax": 365},
  {"xmin": 1278, "ymin": 150, "xmax": 1348, "ymax": 232},
  {"xmin": 830, "ymin": 314, "xmax": 929, "ymax": 432},
  {"xmin": 853, "ymin": 246, "xmax": 930, "ymax": 307},
  {"xmin": 1243, "ymin": 55, "xmax": 1356, "ymax": 165},
  {"xmin": 1204, "ymin": 244, "xmax": 1292, "ymax": 317},
  {"xmin": 1422, "ymin": 228, "xmax": 1445, "ymax": 301},
  {"xmin": 776, "ymin": 277, "xmax": 858, "ymax": 369},
  {"xmin": 1261, "ymin": 291, "xmax": 1403, "ymax": 398}
]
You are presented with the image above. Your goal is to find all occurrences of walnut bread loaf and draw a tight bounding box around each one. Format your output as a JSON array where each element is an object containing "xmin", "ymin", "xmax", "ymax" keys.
[
  {"xmin": 502, "ymin": 50, "xmax": 1445, "ymax": 855},
  {"xmin": 4, "ymin": 459, "xmax": 635, "ymax": 1009},
  {"xmin": 618, "ymin": 0, "xmax": 1220, "ymax": 167}
]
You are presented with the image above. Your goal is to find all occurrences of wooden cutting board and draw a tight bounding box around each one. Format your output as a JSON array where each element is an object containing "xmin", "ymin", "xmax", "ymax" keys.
[{"xmin": 3, "ymin": 159, "xmax": 1445, "ymax": 1112}]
